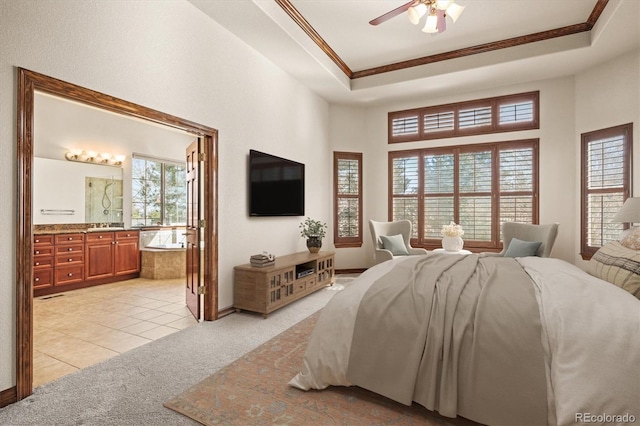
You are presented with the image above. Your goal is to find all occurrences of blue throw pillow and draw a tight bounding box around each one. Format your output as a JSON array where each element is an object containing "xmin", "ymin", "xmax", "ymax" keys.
[
  {"xmin": 379, "ymin": 234, "xmax": 409, "ymax": 256},
  {"xmin": 504, "ymin": 238, "xmax": 542, "ymax": 257}
]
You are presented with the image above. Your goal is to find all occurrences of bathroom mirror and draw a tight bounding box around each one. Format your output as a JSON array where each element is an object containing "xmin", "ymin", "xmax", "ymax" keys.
[{"xmin": 33, "ymin": 157, "xmax": 124, "ymax": 225}]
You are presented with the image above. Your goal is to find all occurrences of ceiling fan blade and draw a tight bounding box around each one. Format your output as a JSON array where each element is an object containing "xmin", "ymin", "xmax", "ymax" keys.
[{"xmin": 369, "ymin": 0, "xmax": 415, "ymax": 26}]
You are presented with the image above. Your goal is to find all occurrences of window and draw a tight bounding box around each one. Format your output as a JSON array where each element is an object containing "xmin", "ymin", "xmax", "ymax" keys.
[
  {"xmin": 132, "ymin": 155, "xmax": 187, "ymax": 226},
  {"xmin": 334, "ymin": 152, "xmax": 363, "ymax": 247},
  {"xmin": 581, "ymin": 123, "xmax": 633, "ymax": 259},
  {"xmin": 388, "ymin": 91, "xmax": 539, "ymax": 143},
  {"xmin": 389, "ymin": 140, "xmax": 538, "ymax": 250}
]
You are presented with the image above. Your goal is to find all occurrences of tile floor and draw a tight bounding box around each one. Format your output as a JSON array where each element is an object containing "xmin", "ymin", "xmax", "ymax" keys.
[{"xmin": 33, "ymin": 278, "xmax": 197, "ymax": 388}]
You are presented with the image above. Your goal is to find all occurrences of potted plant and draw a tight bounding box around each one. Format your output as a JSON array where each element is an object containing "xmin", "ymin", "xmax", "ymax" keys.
[
  {"xmin": 441, "ymin": 221, "xmax": 465, "ymax": 252},
  {"xmin": 299, "ymin": 217, "xmax": 327, "ymax": 253}
]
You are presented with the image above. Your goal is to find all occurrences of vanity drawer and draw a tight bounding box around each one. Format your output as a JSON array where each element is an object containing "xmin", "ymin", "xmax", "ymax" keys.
[
  {"xmin": 55, "ymin": 265, "xmax": 84, "ymax": 286},
  {"xmin": 34, "ymin": 256, "xmax": 54, "ymax": 268},
  {"xmin": 56, "ymin": 253, "xmax": 84, "ymax": 266},
  {"xmin": 56, "ymin": 244, "xmax": 84, "ymax": 255},
  {"xmin": 34, "ymin": 246, "xmax": 54, "ymax": 257},
  {"xmin": 33, "ymin": 269, "xmax": 53, "ymax": 289},
  {"xmin": 34, "ymin": 235, "xmax": 54, "ymax": 246},
  {"xmin": 55, "ymin": 233, "xmax": 85, "ymax": 245},
  {"xmin": 86, "ymin": 232, "xmax": 115, "ymax": 242},
  {"xmin": 116, "ymin": 230, "xmax": 139, "ymax": 241}
]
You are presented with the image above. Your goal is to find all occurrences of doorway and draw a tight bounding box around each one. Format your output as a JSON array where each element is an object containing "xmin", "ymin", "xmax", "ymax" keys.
[{"xmin": 16, "ymin": 68, "xmax": 218, "ymax": 400}]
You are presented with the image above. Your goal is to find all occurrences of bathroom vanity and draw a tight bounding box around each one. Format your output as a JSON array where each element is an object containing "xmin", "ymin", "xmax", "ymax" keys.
[{"xmin": 33, "ymin": 229, "xmax": 140, "ymax": 297}]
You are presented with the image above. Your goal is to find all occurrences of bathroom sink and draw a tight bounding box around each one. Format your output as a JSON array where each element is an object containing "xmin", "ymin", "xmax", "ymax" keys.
[{"xmin": 86, "ymin": 227, "xmax": 125, "ymax": 232}]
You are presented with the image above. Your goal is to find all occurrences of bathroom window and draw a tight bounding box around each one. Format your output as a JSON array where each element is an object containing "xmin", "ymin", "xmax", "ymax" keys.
[{"xmin": 132, "ymin": 155, "xmax": 187, "ymax": 226}]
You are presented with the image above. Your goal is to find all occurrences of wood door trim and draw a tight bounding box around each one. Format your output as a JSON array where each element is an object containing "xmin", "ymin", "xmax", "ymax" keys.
[{"xmin": 15, "ymin": 68, "xmax": 219, "ymax": 401}]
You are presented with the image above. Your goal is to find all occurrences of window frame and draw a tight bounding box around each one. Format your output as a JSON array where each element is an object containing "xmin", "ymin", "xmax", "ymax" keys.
[
  {"xmin": 388, "ymin": 139, "xmax": 539, "ymax": 251},
  {"xmin": 388, "ymin": 91, "xmax": 539, "ymax": 144},
  {"xmin": 131, "ymin": 154, "xmax": 187, "ymax": 227},
  {"xmin": 580, "ymin": 123, "xmax": 633, "ymax": 259},
  {"xmin": 333, "ymin": 151, "xmax": 363, "ymax": 248}
]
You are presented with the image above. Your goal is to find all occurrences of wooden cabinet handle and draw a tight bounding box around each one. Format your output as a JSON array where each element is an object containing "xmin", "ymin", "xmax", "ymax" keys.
[
  {"xmin": 35, "ymin": 262, "xmax": 40, "ymax": 266},
  {"xmin": 68, "ymin": 258, "xmax": 73, "ymax": 262},
  {"xmin": 35, "ymin": 239, "xmax": 40, "ymax": 243},
  {"xmin": 35, "ymin": 250, "xmax": 40, "ymax": 254},
  {"xmin": 68, "ymin": 248, "xmax": 73, "ymax": 251},
  {"xmin": 99, "ymin": 235, "xmax": 103, "ymax": 239},
  {"xmin": 68, "ymin": 237, "xmax": 73, "ymax": 241},
  {"xmin": 68, "ymin": 273, "xmax": 73, "ymax": 277},
  {"xmin": 35, "ymin": 278, "xmax": 39, "ymax": 282}
]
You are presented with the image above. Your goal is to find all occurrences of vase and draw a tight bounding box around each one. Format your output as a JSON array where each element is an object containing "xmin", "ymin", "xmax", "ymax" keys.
[
  {"xmin": 442, "ymin": 236, "xmax": 464, "ymax": 252},
  {"xmin": 306, "ymin": 236, "xmax": 322, "ymax": 253}
]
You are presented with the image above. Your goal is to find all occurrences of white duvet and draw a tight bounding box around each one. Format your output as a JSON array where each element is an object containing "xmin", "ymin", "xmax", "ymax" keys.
[{"xmin": 289, "ymin": 256, "xmax": 640, "ymax": 425}]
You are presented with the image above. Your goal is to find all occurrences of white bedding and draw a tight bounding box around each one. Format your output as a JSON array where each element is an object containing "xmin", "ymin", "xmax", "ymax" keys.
[{"xmin": 289, "ymin": 256, "xmax": 640, "ymax": 425}]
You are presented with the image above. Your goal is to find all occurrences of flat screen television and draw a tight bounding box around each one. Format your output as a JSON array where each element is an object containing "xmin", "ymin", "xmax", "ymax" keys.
[{"xmin": 249, "ymin": 150, "xmax": 305, "ymax": 216}]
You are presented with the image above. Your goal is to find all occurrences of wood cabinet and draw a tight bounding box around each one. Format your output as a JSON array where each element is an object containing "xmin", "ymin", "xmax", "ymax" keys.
[
  {"xmin": 33, "ymin": 235, "xmax": 55, "ymax": 290},
  {"xmin": 115, "ymin": 231, "xmax": 140, "ymax": 275},
  {"xmin": 85, "ymin": 232, "xmax": 116, "ymax": 281},
  {"xmin": 233, "ymin": 251, "xmax": 334, "ymax": 318},
  {"xmin": 34, "ymin": 230, "xmax": 140, "ymax": 297},
  {"xmin": 54, "ymin": 233, "xmax": 85, "ymax": 286}
]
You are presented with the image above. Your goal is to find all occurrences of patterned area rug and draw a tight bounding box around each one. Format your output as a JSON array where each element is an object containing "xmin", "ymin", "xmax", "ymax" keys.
[{"xmin": 164, "ymin": 311, "xmax": 480, "ymax": 426}]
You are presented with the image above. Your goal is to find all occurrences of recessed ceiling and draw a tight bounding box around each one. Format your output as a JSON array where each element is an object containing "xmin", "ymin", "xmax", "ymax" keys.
[{"xmin": 189, "ymin": 0, "xmax": 639, "ymax": 105}]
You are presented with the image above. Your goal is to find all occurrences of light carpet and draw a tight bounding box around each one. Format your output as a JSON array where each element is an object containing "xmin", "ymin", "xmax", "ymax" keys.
[{"xmin": 0, "ymin": 277, "xmax": 356, "ymax": 426}]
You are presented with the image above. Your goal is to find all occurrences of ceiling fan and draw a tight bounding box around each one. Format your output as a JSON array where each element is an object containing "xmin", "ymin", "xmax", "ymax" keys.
[{"xmin": 369, "ymin": 0, "xmax": 465, "ymax": 34}]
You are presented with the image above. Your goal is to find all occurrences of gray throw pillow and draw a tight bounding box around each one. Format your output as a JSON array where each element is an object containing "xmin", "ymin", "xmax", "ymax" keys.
[
  {"xmin": 379, "ymin": 234, "xmax": 409, "ymax": 256},
  {"xmin": 504, "ymin": 238, "xmax": 542, "ymax": 257}
]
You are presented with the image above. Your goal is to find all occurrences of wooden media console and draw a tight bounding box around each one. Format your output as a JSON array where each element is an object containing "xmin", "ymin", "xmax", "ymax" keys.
[{"xmin": 233, "ymin": 251, "xmax": 335, "ymax": 318}]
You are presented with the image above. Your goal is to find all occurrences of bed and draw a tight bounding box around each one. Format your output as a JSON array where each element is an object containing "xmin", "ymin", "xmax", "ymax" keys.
[{"xmin": 289, "ymin": 251, "xmax": 640, "ymax": 425}]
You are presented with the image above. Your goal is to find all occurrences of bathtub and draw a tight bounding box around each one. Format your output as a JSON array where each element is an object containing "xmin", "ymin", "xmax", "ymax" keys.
[
  {"xmin": 144, "ymin": 243, "xmax": 185, "ymax": 250},
  {"xmin": 140, "ymin": 244, "xmax": 186, "ymax": 279}
]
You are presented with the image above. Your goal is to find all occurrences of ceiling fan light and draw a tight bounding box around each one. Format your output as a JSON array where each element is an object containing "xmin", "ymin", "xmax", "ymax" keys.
[
  {"xmin": 436, "ymin": 0, "xmax": 453, "ymax": 10},
  {"xmin": 446, "ymin": 3, "xmax": 465, "ymax": 22},
  {"xmin": 421, "ymin": 14, "xmax": 438, "ymax": 33},
  {"xmin": 408, "ymin": 4, "xmax": 427, "ymax": 25}
]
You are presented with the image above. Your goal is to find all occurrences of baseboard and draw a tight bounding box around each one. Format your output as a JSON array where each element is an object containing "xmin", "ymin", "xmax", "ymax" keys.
[
  {"xmin": 0, "ymin": 386, "xmax": 17, "ymax": 408},
  {"xmin": 336, "ymin": 268, "xmax": 366, "ymax": 274},
  {"xmin": 217, "ymin": 305, "xmax": 235, "ymax": 319}
]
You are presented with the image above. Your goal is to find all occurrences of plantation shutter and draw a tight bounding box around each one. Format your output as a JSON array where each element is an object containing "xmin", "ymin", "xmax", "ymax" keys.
[
  {"xmin": 499, "ymin": 100, "xmax": 534, "ymax": 124},
  {"xmin": 582, "ymin": 126, "xmax": 630, "ymax": 252},
  {"xmin": 423, "ymin": 153, "xmax": 454, "ymax": 239},
  {"xmin": 334, "ymin": 152, "xmax": 362, "ymax": 247},
  {"xmin": 458, "ymin": 105, "xmax": 492, "ymax": 130},
  {"xmin": 423, "ymin": 110, "xmax": 455, "ymax": 134},
  {"xmin": 499, "ymin": 145, "xmax": 536, "ymax": 236},
  {"xmin": 391, "ymin": 154, "xmax": 420, "ymax": 238},
  {"xmin": 458, "ymin": 150, "xmax": 493, "ymax": 241}
]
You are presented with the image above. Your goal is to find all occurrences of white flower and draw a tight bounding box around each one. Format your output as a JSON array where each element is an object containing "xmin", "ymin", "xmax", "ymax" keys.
[{"xmin": 441, "ymin": 221, "xmax": 464, "ymax": 237}]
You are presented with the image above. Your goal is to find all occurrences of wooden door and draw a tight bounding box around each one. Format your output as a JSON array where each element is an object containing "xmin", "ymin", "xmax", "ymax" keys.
[
  {"xmin": 186, "ymin": 139, "xmax": 201, "ymax": 319},
  {"xmin": 114, "ymin": 231, "xmax": 140, "ymax": 275},
  {"xmin": 85, "ymin": 232, "xmax": 115, "ymax": 280},
  {"xmin": 85, "ymin": 240, "xmax": 115, "ymax": 280}
]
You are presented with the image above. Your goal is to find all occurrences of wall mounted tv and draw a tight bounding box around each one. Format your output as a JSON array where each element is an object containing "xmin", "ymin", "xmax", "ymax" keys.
[{"xmin": 249, "ymin": 150, "xmax": 305, "ymax": 216}]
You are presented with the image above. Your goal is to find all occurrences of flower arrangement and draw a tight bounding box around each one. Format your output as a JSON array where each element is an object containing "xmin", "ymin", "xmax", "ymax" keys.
[
  {"xmin": 299, "ymin": 217, "xmax": 327, "ymax": 239},
  {"xmin": 441, "ymin": 221, "xmax": 464, "ymax": 237}
]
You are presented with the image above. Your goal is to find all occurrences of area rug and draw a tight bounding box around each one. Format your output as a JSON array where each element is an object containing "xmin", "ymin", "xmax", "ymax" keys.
[{"xmin": 164, "ymin": 311, "xmax": 479, "ymax": 426}]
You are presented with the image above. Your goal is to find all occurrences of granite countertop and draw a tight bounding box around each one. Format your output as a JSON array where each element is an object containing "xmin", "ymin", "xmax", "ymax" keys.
[{"xmin": 34, "ymin": 225, "xmax": 134, "ymax": 235}]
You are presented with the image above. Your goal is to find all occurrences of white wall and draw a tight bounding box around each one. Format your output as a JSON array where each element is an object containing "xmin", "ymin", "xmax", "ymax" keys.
[
  {"xmin": 0, "ymin": 0, "xmax": 330, "ymax": 392},
  {"xmin": 574, "ymin": 50, "xmax": 640, "ymax": 268},
  {"xmin": 331, "ymin": 77, "xmax": 579, "ymax": 268}
]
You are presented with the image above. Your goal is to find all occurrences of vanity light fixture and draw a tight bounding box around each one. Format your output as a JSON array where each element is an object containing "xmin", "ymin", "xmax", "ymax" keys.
[{"xmin": 65, "ymin": 149, "xmax": 126, "ymax": 167}]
